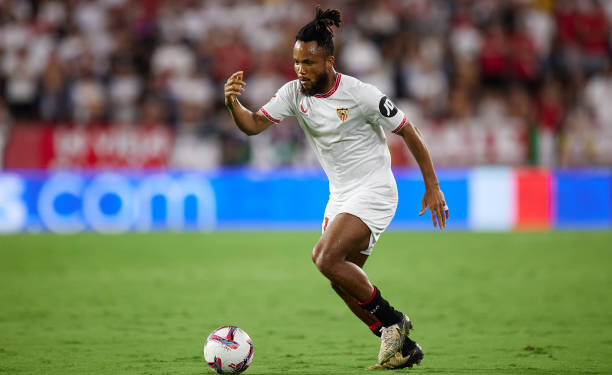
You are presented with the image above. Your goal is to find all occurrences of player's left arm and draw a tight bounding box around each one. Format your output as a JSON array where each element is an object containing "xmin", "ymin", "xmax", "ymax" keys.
[
  {"xmin": 354, "ymin": 82, "xmax": 449, "ymax": 229},
  {"xmin": 397, "ymin": 122, "xmax": 448, "ymax": 229}
]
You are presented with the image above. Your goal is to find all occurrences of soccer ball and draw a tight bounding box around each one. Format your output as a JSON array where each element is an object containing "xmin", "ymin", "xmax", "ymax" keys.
[{"xmin": 203, "ymin": 326, "xmax": 254, "ymax": 374}]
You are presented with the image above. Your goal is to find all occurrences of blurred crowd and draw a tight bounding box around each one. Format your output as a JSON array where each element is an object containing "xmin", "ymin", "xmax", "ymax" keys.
[{"xmin": 1, "ymin": 0, "xmax": 611, "ymax": 169}]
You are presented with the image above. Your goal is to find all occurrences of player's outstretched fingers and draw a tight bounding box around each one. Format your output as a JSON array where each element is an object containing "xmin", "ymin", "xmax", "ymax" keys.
[
  {"xmin": 418, "ymin": 200, "xmax": 426, "ymax": 216},
  {"xmin": 231, "ymin": 72, "xmax": 244, "ymax": 85},
  {"xmin": 225, "ymin": 84, "xmax": 244, "ymax": 93},
  {"xmin": 438, "ymin": 203, "xmax": 446, "ymax": 229},
  {"xmin": 436, "ymin": 206, "xmax": 443, "ymax": 229},
  {"xmin": 224, "ymin": 73, "xmax": 247, "ymax": 106},
  {"xmin": 430, "ymin": 207, "xmax": 437, "ymax": 228},
  {"xmin": 225, "ymin": 80, "xmax": 245, "ymax": 90},
  {"xmin": 225, "ymin": 72, "xmax": 245, "ymax": 89},
  {"xmin": 227, "ymin": 79, "xmax": 245, "ymax": 87},
  {"xmin": 229, "ymin": 71, "xmax": 243, "ymax": 80}
]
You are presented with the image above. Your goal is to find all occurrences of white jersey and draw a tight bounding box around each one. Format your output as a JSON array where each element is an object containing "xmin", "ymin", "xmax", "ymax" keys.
[{"xmin": 260, "ymin": 73, "xmax": 408, "ymax": 200}]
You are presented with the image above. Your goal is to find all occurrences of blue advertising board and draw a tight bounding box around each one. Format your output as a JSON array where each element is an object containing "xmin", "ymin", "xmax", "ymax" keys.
[
  {"xmin": 0, "ymin": 168, "xmax": 609, "ymax": 233},
  {"xmin": 0, "ymin": 169, "xmax": 467, "ymax": 233},
  {"xmin": 554, "ymin": 169, "xmax": 611, "ymax": 229}
]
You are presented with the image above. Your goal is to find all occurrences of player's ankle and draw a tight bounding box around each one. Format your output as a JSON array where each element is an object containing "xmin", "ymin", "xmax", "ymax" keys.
[
  {"xmin": 369, "ymin": 321, "xmax": 382, "ymax": 337},
  {"xmin": 358, "ymin": 286, "xmax": 402, "ymax": 327}
]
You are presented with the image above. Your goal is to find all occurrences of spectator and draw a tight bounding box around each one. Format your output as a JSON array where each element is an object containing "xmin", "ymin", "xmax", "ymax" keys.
[
  {"xmin": 171, "ymin": 101, "xmax": 221, "ymax": 170},
  {"xmin": 479, "ymin": 21, "xmax": 509, "ymax": 88},
  {"xmin": 584, "ymin": 63, "xmax": 612, "ymax": 126},
  {"xmin": 574, "ymin": 0, "xmax": 609, "ymax": 75},
  {"xmin": 560, "ymin": 107, "xmax": 597, "ymax": 166},
  {"xmin": 403, "ymin": 43, "xmax": 448, "ymax": 117},
  {"xmin": 39, "ymin": 52, "xmax": 70, "ymax": 122},
  {"xmin": 69, "ymin": 53, "xmax": 106, "ymax": 125},
  {"xmin": 108, "ymin": 62, "xmax": 141, "ymax": 124},
  {"xmin": 2, "ymin": 46, "xmax": 39, "ymax": 119},
  {"xmin": 152, "ymin": 40, "xmax": 195, "ymax": 78},
  {"xmin": 449, "ymin": 10, "xmax": 483, "ymax": 62}
]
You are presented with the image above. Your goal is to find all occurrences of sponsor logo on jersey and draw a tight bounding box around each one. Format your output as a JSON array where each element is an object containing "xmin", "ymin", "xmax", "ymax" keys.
[
  {"xmin": 300, "ymin": 103, "xmax": 308, "ymax": 114},
  {"xmin": 379, "ymin": 96, "xmax": 398, "ymax": 118},
  {"xmin": 336, "ymin": 107, "xmax": 349, "ymax": 122}
]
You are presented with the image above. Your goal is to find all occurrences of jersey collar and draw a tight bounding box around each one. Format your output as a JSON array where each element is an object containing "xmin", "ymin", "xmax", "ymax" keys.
[{"xmin": 314, "ymin": 73, "xmax": 342, "ymax": 98}]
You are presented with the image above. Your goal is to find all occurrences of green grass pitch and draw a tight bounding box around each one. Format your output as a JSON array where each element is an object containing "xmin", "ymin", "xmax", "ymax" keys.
[{"xmin": 1, "ymin": 231, "xmax": 611, "ymax": 374}]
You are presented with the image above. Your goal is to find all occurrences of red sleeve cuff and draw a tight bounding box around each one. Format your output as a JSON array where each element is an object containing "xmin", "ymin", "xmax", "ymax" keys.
[
  {"xmin": 259, "ymin": 108, "xmax": 280, "ymax": 124},
  {"xmin": 392, "ymin": 115, "xmax": 407, "ymax": 134}
]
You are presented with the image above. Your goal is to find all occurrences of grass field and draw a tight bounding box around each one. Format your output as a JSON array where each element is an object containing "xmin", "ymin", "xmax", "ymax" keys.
[{"xmin": 1, "ymin": 231, "xmax": 611, "ymax": 374}]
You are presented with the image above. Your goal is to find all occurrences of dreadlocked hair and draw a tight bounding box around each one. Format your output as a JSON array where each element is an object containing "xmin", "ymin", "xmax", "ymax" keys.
[{"xmin": 296, "ymin": 6, "xmax": 342, "ymax": 56}]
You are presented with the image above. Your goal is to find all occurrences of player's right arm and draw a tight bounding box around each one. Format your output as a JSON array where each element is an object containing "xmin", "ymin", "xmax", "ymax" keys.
[{"xmin": 224, "ymin": 71, "xmax": 274, "ymax": 136}]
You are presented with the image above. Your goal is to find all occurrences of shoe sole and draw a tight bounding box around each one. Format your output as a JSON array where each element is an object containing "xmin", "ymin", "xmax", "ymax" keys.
[{"xmin": 367, "ymin": 344, "xmax": 424, "ymax": 370}]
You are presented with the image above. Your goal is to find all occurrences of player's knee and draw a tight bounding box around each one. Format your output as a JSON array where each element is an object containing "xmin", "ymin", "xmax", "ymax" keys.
[
  {"xmin": 312, "ymin": 240, "xmax": 332, "ymax": 264},
  {"xmin": 313, "ymin": 246, "xmax": 340, "ymax": 279},
  {"xmin": 315, "ymin": 256, "xmax": 334, "ymax": 278},
  {"xmin": 311, "ymin": 242, "xmax": 322, "ymax": 264}
]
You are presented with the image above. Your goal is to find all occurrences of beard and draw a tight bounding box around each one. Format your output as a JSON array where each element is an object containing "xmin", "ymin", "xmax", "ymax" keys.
[{"xmin": 299, "ymin": 70, "xmax": 330, "ymax": 96}]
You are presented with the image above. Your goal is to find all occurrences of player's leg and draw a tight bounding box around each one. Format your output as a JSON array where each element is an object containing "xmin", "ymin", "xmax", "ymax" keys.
[
  {"xmin": 320, "ymin": 204, "xmax": 379, "ymax": 328},
  {"xmin": 330, "ymin": 253, "xmax": 423, "ymax": 370},
  {"xmin": 329, "ymin": 252, "xmax": 380, "ymax": 332},
  {"xmin": 311, "ymin": 213, "xmax": 410, "ymax": 363},
  {"xmin": 312, "ymin": 213, "xmax": 373, "ymax": 301}
]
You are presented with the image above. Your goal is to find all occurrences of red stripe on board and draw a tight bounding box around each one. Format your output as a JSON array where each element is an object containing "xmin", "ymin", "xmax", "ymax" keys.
[
  {"xmin": 259, "ymin": 108, "xmax": 280, "ymax": 124},
  {"xmin": 515, "ymin": 168, "xmax": 551, "ymax": 230}
]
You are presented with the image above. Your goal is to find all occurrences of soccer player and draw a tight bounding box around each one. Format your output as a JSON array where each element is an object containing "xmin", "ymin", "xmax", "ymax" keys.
[{"xmin": 223, "ymin": 6, "xmax": 448, "ymax": 369}]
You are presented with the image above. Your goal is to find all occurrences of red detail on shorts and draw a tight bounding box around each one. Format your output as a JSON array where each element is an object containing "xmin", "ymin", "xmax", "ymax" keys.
[
  {"xmin": 259, "ymin": 108, "xmax": 280, "ymax": 124},
  {"xmin": 314, "ymin": 73, "xmax": 342, "ymax": 98},
  {"xmin": 369, "ymin": 321, "xmax": 382, "ymax": 332},
  {"xmin": 358, "ymin": 286, "xmax": 378, "ymax": 306},
  {"xmin": 323, "ymin": 217, "xmax": 329, "ymax": 231},
  {"xmin": 392, "ymin": 115, "xmax": 407, "ymax": 134}
]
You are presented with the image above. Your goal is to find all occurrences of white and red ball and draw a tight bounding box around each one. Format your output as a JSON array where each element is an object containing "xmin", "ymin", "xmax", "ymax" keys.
[{"xmin": 203, "ymin": 326, "xmax": 254, "ymax": 374}]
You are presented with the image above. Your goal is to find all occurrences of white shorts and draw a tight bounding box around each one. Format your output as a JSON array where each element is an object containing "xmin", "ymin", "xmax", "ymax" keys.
[{"xmin": 321, "ymin": 189, "xmax": 398, "ymax": 255}]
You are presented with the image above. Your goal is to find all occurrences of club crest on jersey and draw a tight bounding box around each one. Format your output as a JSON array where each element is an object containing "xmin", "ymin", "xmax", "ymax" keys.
[{"xmin": 336, "ymin": 107, "xmax": 349, "ymax": 122}]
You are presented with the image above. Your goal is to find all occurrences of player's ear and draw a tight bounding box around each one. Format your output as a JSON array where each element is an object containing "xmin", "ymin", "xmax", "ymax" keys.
[{"xmin": 326, "ymin": 55, "xmax": 335, "ymax": 69}]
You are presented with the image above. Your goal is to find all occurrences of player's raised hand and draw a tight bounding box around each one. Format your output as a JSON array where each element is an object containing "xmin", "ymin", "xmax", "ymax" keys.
[
  {"xmin": 418, "ymin": 186, "xmax": 449, "ymax": 229},
  {"xmin": 224, "ymin": 71, "xmax": 246, "ymax": 107}
]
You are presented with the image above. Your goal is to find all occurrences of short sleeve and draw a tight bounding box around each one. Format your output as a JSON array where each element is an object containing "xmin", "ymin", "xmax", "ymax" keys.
[
  {"xmin": 259, "ymin": 82, "xmax": 295, "ymax": 124},
  {"xmin": 355, "ymin": 83, "xmax": 408, "ymax": 134}
]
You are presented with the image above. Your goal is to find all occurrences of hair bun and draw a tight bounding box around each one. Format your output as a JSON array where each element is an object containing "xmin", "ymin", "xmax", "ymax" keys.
[
  {"xmin": 295, "ymin": 6, "xmax": 341, "ymax": 56},
  {"xmin": 315, "ymin": 6, "xmax": 341, "ymax": 28}
]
